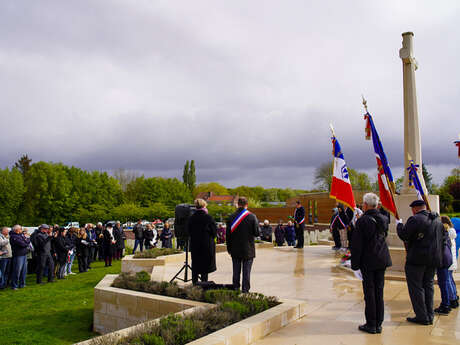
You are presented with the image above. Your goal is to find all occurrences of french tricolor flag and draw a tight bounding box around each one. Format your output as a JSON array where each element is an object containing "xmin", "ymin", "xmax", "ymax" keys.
[{"xmin": 330, "ymin": 136, "xmax": 356, "ymax": 209}]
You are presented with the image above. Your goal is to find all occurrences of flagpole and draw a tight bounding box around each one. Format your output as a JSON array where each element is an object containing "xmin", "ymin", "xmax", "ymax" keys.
[{"xmin": 362, "ymin": 96, "xmax": 400, "ymax": 220}]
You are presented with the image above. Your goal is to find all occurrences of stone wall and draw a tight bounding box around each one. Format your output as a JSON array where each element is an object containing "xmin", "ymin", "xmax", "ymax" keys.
[{"xmin": 93, "ymin": 275, "xmax": 211, "ymax": 334}]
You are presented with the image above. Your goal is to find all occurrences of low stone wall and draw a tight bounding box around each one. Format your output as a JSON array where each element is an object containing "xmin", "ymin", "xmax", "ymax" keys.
[
  {"xmin": 92, "ymin": 275, "xmax": 212, "ymax": 335},
  {"xmin": 77, "ymin": 274, "xmax": 306, "ymax": 345},
  {"xmin": 121, "ymin": 252, "xmax": 185, "ymax": 275},
  {"xmin": 216, "ymin": 242, "xmax": 274, "ymax": 253}
]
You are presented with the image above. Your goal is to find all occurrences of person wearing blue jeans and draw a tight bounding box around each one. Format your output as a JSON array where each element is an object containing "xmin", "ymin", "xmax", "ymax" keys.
[
  {"xmin": 0, "ymin": 227, "xmax": 12, "ymax": 289},
  {"xmin": 436, "ymin": 268, "xmax": 452, "ymax": 314},
  {"xmin": 132, "ymin": 220, "xmax": 144, "ymax": 254},
  {"xmin": 9, "ymin": 225, "xmax": 30, "ymax": 290}
]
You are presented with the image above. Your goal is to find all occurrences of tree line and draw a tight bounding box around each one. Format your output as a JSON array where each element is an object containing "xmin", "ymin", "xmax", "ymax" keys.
[{"xmin": 0, "ymin": 155, "xmax": 192, "ymax": 226}]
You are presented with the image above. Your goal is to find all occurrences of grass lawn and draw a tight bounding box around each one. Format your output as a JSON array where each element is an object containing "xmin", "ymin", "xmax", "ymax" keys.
[{"xmin": 0, "ymin": 260, "xmax": 121, "ymax": 345}]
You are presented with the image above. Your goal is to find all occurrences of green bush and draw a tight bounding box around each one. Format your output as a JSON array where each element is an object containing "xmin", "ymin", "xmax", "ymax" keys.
[
  {"xmin": 133, "ymin": 248, "xmax": 182, "ymax": 259},
  {"xmin": 135, "ymin": 271, "xmax": 151, "ymax": 283},
  {"xmin": 221, "ymin": 301, "xmax": 250, "ymax": 318},
  {"xmin": 140, "ymin": 333, "xmax": 165, "ymax": 345},
  {"xmin": 204, "ymin": 289, "xmax": 239, "ymax": 304}
]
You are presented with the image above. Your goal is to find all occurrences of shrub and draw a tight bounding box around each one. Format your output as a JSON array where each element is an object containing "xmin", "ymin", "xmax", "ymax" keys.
[
  {"xmin": 135, "ymin": 271, "xmax": 151, "ymax": 283},
  {"xmin": 140, "ymin": 333, "xmax": 164, "ymax": 345},
  {"xmin": 221, "ymin": 301, "xmax": 250, "ymax": 318},
  {"xmin": 203, "ymin": 289, "xmax": 239, "ymax": 304},
  {"xmin": 133, "ymin": 248, "xmax": 182, "ymax": 259}
]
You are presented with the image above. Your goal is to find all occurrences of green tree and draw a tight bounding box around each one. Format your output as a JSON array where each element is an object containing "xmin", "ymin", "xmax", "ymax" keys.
[
  {"xmin": 182, "ymin": 161, "xmax": 190, "ymax": 188},
  {"xmin": 313, "ymin": 162, "xmax": 332, "ymax": 191},
  {"xmin": 422, "ymin": 163, "xmax": 434, "ymax": 194},
  {"xmin": 0, "ymin": 168, "xmax": 25, "ymax": 225},
  {"xmin": 189, "ymin": 160, "xmax": 196, "ymax": 192},
  {"xmin": 313, "ymin": 162, "xmax": 372, "ymax": 192},
  {"xmin": 14, "ymin": 154, "xmax": 32, "ymax": 176},
  {"xmin": 22, "ymin": 162, "xmax": 73, "ymax": 224},
  {"xmin": 194, "ymin": 182, "xmax": 229, "ymax": 197}
]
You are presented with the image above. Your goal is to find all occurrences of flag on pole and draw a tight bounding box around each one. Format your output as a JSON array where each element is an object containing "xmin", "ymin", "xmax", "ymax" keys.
[
  {"xmin": 364, "ymin": 113, "xmax": 398, "ymax": 217},
  {"xmin": 407, "ymin": 160, "xmax": 426, "ymax": 200},
  {"xmin": 330, "ymin": 134, "xmax": 356, "ymax": 209}
]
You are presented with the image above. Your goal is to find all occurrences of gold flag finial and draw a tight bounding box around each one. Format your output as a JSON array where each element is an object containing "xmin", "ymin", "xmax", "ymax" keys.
[
  {"xmin": 329, "ymin": 123, "xmax": 336, "ymax": 137},
  {"xmin": 362, "ymin": 95, "xmax": 368, "ymax": 113}
]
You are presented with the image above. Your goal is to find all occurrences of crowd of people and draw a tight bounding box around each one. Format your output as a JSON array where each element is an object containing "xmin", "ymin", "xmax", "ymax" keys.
[
  {"xmin": 131, "ymin": 220, "xmax": 173, "ymax": 253},
  {"xmin": 347, "ymin": 192, "xmax": 459, "ymax": 334},
  {"xmin": 0, "ymin": 222, "xmax": 129, "ymax": 290}
]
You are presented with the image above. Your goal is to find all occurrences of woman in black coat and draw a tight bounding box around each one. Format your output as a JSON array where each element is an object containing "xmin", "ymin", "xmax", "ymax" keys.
[
  {"xmin": 102, "ymin": 225, "xmax": 116, "ymax": 267},
  {"xmin": 76, "ymin": 227, "xmax": 90, "ymax": 272},
  {"xmin": 188, "ymin": 199, "xmax": 217, "ymax": 285},
  {"xmin": 54, "ymin": 228, "xmax": 70, "ymax": 279}
]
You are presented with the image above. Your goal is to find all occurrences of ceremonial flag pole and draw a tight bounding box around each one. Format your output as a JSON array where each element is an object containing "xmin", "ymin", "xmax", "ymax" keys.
[
  {"xmin": 362, "ymin": 97, "xmax": 400, "ymax": 220},
  {"xmin": 406, "ymin": 155, "xmax": 431, "ymax": 211},
  {"xmin": 329, "ymin": 124, "xmax": 356, "ymax": 209}
]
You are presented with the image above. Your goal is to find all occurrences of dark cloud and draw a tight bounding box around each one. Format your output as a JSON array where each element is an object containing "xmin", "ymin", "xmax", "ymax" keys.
[{"xmin": 0, "ymin": 1, "xmax": 458, "ymax": 189}]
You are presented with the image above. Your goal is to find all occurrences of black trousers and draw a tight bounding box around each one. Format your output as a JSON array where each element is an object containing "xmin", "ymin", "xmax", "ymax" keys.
[
  {"xmin": 36, "ymin": 254, "xmax": 54, "ymax": 283},
  {"xmin": 332, "ymin": 228, "xmax": 341, "ymax": 248},
  {"xmin": 362, "ymin": 269, "xmax": 385, "ymax": 328},
  {"xmin": 192, "ymin": 271, "xmax": 208, "ymax": 285},
  {"xmin": 77, "ymin": 254, "xmax": 89, "ymax": 272},
  {"xmin": 232, "ymin": 257, "xmax": 254, "ymax": 293},
  {"xmin": 405, "ymin": 264, "xmax": 435, "ymax": 322},
  {"xmin": 295, "ymin": 223, "xmax": 305, "ymax": 248}
]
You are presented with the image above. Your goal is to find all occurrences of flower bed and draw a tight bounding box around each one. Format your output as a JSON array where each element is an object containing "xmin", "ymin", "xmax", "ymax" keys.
[
  {"xmin": 80, "ymin": 273, "xmax": 306, "ymax": 345},
  {"xmin": 103, "ymin": 272, "xmax": 280, "ymax": 345},
  {"xmin": 133, "ymin": 248, "xmax": 182, "ymax": 259}
]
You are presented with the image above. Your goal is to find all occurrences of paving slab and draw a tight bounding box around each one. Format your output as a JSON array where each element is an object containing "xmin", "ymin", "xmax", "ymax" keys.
[{"xmin": 158, "ymin": 245, "xmax": 459, "ymax": 345}]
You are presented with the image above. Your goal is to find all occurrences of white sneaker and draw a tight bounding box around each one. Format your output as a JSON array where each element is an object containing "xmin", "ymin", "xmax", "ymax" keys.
[{"xmin": 69, "ymin": 272, "xmax": 76, "ymax": 275}]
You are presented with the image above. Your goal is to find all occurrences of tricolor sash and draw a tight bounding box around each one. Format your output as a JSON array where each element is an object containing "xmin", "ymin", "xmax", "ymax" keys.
[
  {"xmin": 231, "ymin": 209, "xmax": 251, "ymax": 233},
  {"xmin": 294, "ymin": 209, "xmax": 305, "ymax": 225}
]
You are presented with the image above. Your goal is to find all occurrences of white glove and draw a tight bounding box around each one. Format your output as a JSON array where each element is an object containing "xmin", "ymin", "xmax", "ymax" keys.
[
  {"xmin": 353, "ymin": 269, "xmax": 363, "ymax": 281},
  {"xmin": 396, "ymin": 219, "xmax": 403, "ymax": 225}
]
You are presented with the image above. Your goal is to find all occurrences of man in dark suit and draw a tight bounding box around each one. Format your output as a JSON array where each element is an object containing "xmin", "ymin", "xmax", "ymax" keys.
[
  {"xmin": 351, "ymin": 193, "xmax": 392, "ymax": 334},
  {"xmin": 294, "ymin": 201, "xmax": 306, "ymax": 248},
  {"xmin": 397, "ymin": 200, "xmax": 445, "ymax": 325},
  {"xmin": 226, "ymin": 197, "xmax": 259, "ymax": 293}
]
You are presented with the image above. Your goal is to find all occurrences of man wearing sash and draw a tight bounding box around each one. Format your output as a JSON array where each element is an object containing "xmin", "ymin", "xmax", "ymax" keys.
[
  {"xmin": 294, "ymin": 201, "xmax": 305, "ymax": 248},
  {"xmin": 226, "ymin": 197, "xmax": 260, "ymax": 293}
]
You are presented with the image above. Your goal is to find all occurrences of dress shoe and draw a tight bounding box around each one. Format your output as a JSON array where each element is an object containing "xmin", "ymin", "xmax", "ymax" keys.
[
  {"xmin": 358, "ymin": 324, "xmax": 376, "ymax": 334},
  {"xmin": 376, "ymin": 326, "xmax": 382, "ymax": 334},
  {"xmin": 450, "ymin": 299, "xmax": 459, "ymax": 309},
  {"xmin": 406, "ymin": 317, "xmax": 431, "ymax": 325},
  {"xmin": 434, "ymin": 305, "xmax": 451, "ymax": 315}
]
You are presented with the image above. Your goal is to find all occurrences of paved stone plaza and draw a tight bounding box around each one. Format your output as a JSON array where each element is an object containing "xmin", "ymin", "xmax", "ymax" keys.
[{"xmin": 161, "ymin": 246, "xmax": 459, "ymax": 344}]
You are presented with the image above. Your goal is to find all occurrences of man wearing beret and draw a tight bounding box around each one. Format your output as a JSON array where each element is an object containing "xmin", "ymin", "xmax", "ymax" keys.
[{"xmin": 397, "ymin": 200, "xmax": 445, "ymax": 325}]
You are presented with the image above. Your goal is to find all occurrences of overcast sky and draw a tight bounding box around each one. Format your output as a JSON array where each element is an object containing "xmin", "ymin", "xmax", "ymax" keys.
[{"xmin": 0, "ymin": 1, "xmax": 458, "ymax": 189}]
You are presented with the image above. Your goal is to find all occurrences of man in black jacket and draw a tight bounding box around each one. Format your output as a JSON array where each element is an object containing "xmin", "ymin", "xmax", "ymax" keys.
[
  {"xmin": 293, "ymin": 201, "xmax": 305, "ymax": 248},
  {"xmin": 132, "ymin": 220, "xmax": 144, "ymax": 254},
  {"xmin": 397, "ymin": 200, "xmax": 445, "ymax": 325},
  {"xmin": 226, "ymin": 197, "xmax": 259, "ymax": 293},
  {"xmin": 35, "ymin": 224, "xmax": 55, "ymax": 284},
  {"xmin": 351, "ymin": 193, "xmax": 392, "ymax": 334}
]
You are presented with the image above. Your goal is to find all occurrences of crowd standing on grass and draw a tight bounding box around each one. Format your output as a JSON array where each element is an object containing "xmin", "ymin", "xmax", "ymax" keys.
[{"xmin": 0, "ymin": 220, "xmax": 178, "ymax": 290}]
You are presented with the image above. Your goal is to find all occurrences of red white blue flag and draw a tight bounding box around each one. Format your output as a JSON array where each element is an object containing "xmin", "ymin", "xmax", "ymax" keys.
[
  {"xmin": 455, "ymin": 140, "xmax": 460, "ymax": 158},
  {"xmin": 364, "ymin": 113, "xmax": 397, "ymax": 217},
  {"xmin": 330, "ymin": 136, "xmax": 356, "ymax": 209}
]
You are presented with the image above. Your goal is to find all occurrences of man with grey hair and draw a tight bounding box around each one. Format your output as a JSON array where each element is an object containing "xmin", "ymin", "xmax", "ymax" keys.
[
  {"xmin": 351, "ymin": 193, "xmax": 392, "ymax": 334},
  {"xmin": 9, "ymin": 225, "xmax": 30, "ymax": 290},
  {"xmin": 0, "ymin": 227, "xmax": 12, "ymax": 289}
]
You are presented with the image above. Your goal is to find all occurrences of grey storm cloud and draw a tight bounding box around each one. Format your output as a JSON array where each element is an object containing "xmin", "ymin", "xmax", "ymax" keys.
[{"xmin": 0, "ymin": 0, "xmax": 459, "ymax": 189}]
